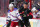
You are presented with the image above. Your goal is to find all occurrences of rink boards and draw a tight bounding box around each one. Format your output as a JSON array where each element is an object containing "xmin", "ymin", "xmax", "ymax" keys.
[
  {"xmin": 0, "ymin": 17, "xmax": 6, "ymax": 27},
  {"xmin": 29, "ymin": 19, "xmax": 40, "ymax": 27},
  {"xmin": 0, "ymin": 17, "xmax": 40, "ymax": 27}
]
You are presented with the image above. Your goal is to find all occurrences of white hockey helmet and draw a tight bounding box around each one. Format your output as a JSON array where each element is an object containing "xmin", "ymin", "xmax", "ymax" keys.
[
  {"xmin": 32, "ymin": 7, "xmax": 37, "ymax": 12},
  {"xmin": 9, "ymin": 3, "xmax": 14, "ymax": 8}
]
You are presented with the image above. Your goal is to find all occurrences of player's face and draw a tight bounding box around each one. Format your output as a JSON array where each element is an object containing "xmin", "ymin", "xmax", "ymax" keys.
[
  {"xmin": 23, "ymin": 4, "xmax": 28, "ymax": 8},
  {"xmin": 9, "ymin": 7, "xmax": 13, "ymax": 10}
]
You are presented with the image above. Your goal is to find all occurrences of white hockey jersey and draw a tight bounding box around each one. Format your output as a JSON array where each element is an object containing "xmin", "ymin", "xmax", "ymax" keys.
[
  {"xmin": 8, "ymin": 8, "xmax": 21, "ymax": 22},
  {"xmin": 33, "ymin": 11, "xmax": 40, "ymax": 18}
]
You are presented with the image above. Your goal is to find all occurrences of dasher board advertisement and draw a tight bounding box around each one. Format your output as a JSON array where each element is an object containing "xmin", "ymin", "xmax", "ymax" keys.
[{"xmin": 0, "ymin": 17, "xmax": 6, "ymax": 27}]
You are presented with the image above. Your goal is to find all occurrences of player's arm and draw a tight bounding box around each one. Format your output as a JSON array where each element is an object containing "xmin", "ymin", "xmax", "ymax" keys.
[
  {"xmin": 28, "ymin": 10, "xmax": 33, "ymax": 19},
  {"xmin": 8, "ymin": 13, "xmax": 11, "ymax": 18},
  {"xmin": 7, "ymin": 13, "xmax": 11, "ymax": 25},
  {"xmin": 7, "ymin": 13, "xmax": 11, "ymax": 22},
  {"xmin": 16, "ymin": 10, "xmax": 22, "ymax": 20}
]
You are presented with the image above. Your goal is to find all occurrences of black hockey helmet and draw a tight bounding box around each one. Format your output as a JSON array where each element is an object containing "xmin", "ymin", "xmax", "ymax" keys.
[{"xmin": 23, "ymin": 2, "xmax": 28, "ymax": 5}]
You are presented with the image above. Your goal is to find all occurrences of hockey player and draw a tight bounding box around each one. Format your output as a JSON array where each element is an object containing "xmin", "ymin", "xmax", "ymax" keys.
[
  {"xmin": 32, "ymin": 1, "xmax": 40, "ymax": 18},
  {"xmin": 8, "ymin": 3, "xmax": 22, "ymax": 27},
  {"xmin": 19, "ymin": 2, "xmax": 33, "ymax": 27}
]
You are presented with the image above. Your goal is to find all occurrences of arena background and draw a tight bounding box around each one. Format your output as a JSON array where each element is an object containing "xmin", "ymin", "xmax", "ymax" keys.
[{"xmin": 0, "ymin": 0, "xmax": 40, "ymax": 17}]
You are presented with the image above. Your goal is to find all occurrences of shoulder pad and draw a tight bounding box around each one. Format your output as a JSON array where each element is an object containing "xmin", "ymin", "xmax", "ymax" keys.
[
  {"xmin": 8, "ymin": 10, "xmax": 10, "ymax": 13},
  {"xmin": 14, "ymin": 8, "xmax": 17, "ymax": 9},
  {"xmin": 14, "ymin": 8, "xmax": 18, "ymax": 11}
]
